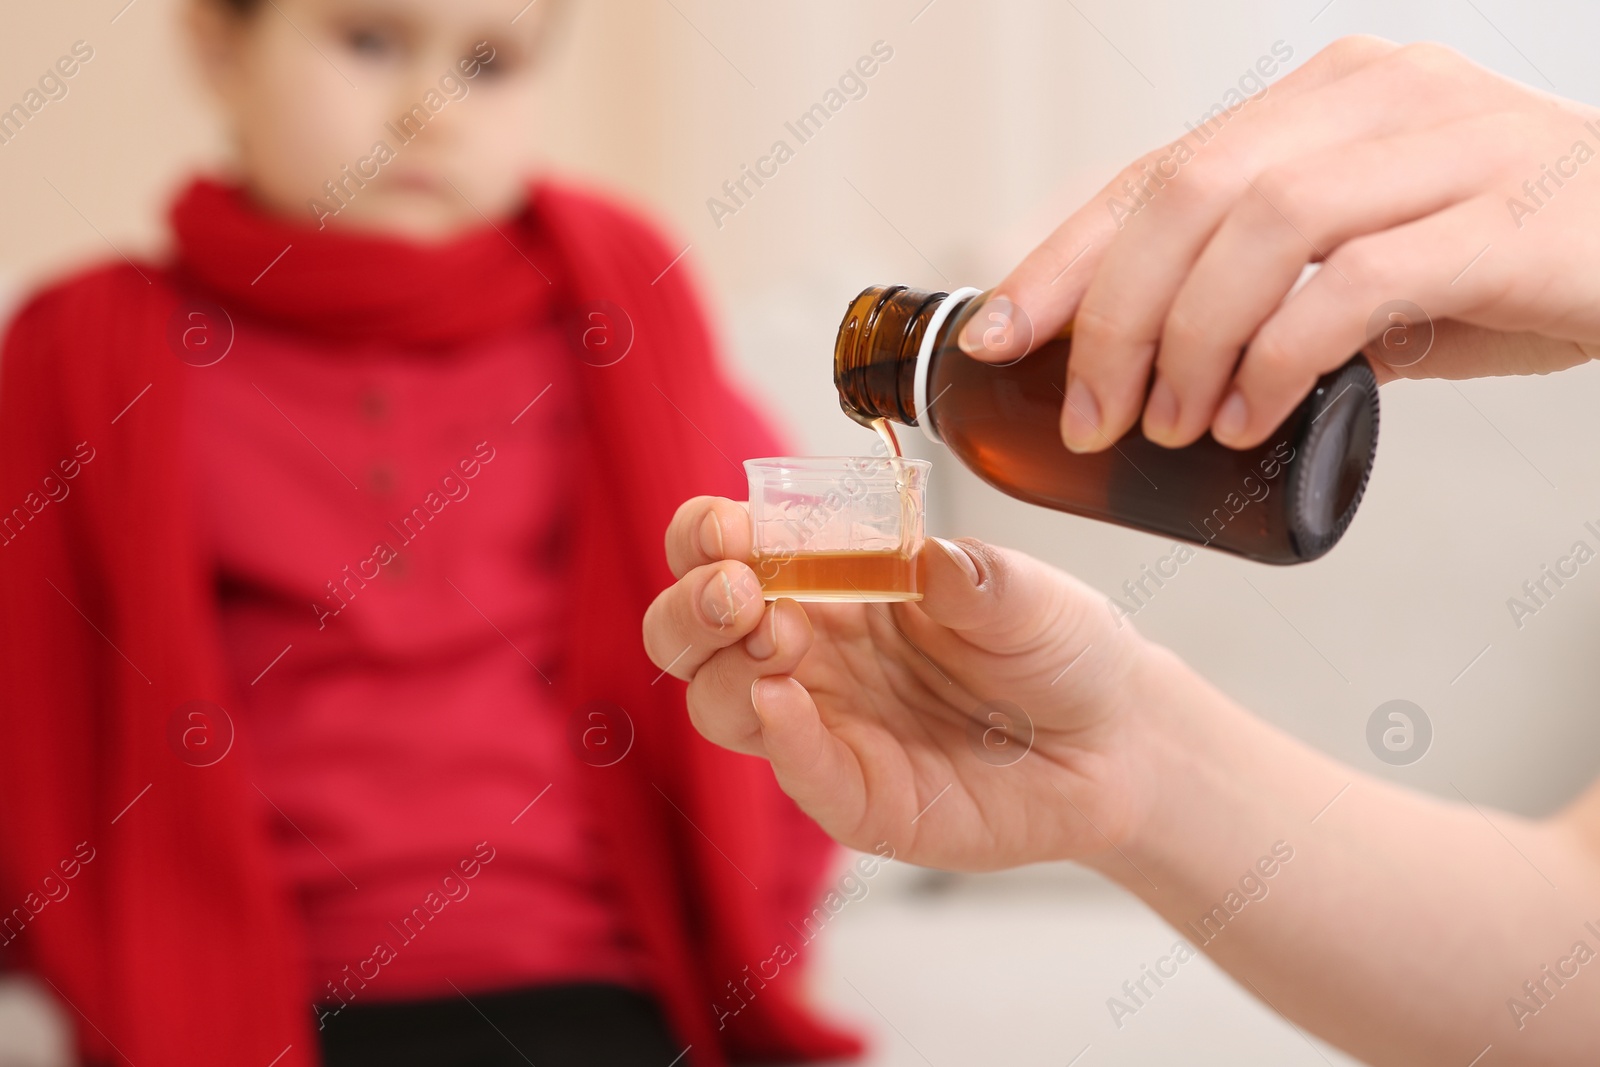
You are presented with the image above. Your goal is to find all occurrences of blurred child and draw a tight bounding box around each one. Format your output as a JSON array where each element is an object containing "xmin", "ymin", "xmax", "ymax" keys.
[{"xmin": 0, "ymin": 2, "xmax": 861, "ymax": 1065}]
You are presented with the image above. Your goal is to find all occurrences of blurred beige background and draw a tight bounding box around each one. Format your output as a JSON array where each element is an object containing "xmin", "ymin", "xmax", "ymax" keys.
[{"xmin": 4, "ymin": 0, "xmax": 1600, "ymax": 1064}]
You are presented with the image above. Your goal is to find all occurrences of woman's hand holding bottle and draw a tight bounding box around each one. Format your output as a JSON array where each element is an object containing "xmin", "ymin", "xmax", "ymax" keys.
[{"xmin": 961, "ymin": 36, "xmax": 1600, "ymax": 454}]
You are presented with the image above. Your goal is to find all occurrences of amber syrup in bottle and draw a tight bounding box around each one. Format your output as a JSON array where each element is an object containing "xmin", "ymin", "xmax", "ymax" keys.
[{"xmin": 833, "ymin": 285, "xmax": 1379, "ymax": 565}]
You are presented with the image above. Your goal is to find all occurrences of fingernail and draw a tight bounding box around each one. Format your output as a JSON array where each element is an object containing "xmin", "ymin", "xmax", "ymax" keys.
[
  {"xmin": 1061, "ymin": 374, "xmax": 1101, "ymax": 452},
  {"xmin": 701, "ymin": 569, "xmax": 737, "ymax": 628},
  {"xmin": 958, "ymin": 295, "xmax": 1013, "ymax": 357},
  {"xmin": 699, "ymin": 511, "xmax": 725, "ymax": 559},
  {"xmin": 750, "ymin": 677, "xmax": 777, "ymax": 726},
  {"xmin": 1143, "ymin": 375, "xmax": 1178, "ymax": 442},
  {"xmin": 745, "ymin": 600, "xmax": 781, "ymax": 659},
  {"xmin": 1214, "ymin": 390, "xmax": 1248, "ymax": 442},
  {"xmin": 932, "ymin": 537, "xmax": 981, "ymax": 586}
]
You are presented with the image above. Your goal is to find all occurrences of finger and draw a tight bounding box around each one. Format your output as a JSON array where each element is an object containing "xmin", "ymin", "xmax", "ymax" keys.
[
  {"xmin": 664, "ymin": 495, "xmax": 753, "ymax": 579},
  {"xmin": 1148, "ymin": 116, "xmax": 1518, "ymax": 446},
  {"xmin": 1062, "ymin": 41, "xmax": 1504, "ymax": 452},
  {"xmin": 1220, "ymin": 194, "xmax": 1513, "ymax": 447},
  {"xmin": 685, "ymin": 598, "xmax": 814, "ymax": 756},
  {"xmin": 1232, "ymin": 33, "xmax": 1402, "ymax": 98},
  {"xmin": 962, "ymin": 35, "xmax": 1403, "ymax": 366},
  {"xmin": 750, "ymin": 675, "xmax": 868, "ymax": 839},
  {"xmin": 1370, "ymin": 320, "xmax": 1594, "ymax": 383},
  {"xmin": 642, "ymin": 559, "xmax": 766, "ymax": 680}
]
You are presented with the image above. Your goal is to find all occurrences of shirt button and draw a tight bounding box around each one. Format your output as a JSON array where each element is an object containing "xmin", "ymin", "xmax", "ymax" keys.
[
  {"xmin": 359, "ymin": 388, "xmax": 388, "ymax": 422},
  {"xmin": 367, "ymin": 463, "xmax": 397, "ymax": 494}
]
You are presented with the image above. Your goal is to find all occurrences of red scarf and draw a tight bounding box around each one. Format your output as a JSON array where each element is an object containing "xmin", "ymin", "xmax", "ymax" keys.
[{"xmin": 0, "ymin": 178, "xmax": 861, "ymax": 1067}]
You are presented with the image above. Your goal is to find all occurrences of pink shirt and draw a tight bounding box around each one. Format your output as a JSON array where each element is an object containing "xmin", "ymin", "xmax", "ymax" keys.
[{"xmin": 185, "ymin": 308, "xmax": 645, "ymax": 1006}]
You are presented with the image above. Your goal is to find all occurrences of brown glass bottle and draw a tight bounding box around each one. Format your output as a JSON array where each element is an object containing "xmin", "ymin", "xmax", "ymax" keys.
[{"xmin": 834, "ymin": 285, "xmax": 1380, "ymax": 565}]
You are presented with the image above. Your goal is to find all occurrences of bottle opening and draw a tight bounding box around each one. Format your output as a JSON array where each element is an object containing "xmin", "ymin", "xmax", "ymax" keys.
[{"xmin": 833, "ymin": 285, "xmax": 946, "ymax": 429}]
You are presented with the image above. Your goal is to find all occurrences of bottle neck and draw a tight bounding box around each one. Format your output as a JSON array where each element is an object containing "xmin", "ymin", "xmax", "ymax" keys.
[
  {"xmin": 833, "ymin": 285, "xmax": 947, "ymax": 430},
  {"xmin": 833, "ymin": 285, "xmax": 984, "ymax": 441}
]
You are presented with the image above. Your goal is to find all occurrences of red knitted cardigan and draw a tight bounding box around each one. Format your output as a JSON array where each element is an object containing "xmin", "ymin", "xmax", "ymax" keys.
[{"xmin": 0, "ymin": 178, "xmax": 862, "ymax": 1067}]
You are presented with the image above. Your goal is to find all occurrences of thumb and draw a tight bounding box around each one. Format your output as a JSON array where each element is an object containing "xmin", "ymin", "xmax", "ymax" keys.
[{"xmin": 917, "ymin": 535, "xmax": 1100, "ymax": 654}]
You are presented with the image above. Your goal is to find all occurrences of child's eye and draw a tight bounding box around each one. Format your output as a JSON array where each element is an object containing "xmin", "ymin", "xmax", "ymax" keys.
[
  {"xmin": 470, "ymin": 43, "xmax": 521, "ymax": 80},
  {"xmin": 343, "ymin": 26, "xmax": 403, "ymax": 61}
]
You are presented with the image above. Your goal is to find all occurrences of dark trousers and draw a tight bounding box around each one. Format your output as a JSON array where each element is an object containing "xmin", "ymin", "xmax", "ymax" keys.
[{"xmin": 319, "ymin": 982, "xmax": 683, "ymax": 1067}]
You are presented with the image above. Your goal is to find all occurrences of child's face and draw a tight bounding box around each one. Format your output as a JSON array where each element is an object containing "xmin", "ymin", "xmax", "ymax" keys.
[{"xmin": 191, "ymin": 0, "xmax": 556, "ymax": 240}]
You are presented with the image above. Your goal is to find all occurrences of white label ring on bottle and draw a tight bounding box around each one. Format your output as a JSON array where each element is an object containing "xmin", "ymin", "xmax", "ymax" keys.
[{"xmin": 914, "ymin": 287, "xmax": 983, "ymax": 445}]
